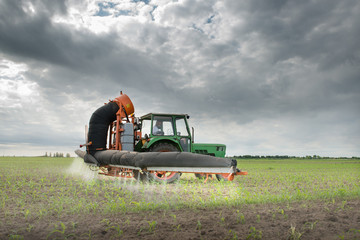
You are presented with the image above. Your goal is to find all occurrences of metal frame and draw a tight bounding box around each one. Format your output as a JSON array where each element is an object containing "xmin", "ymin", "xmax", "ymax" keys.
[
  {"xmin": 94, "ymin": 164, "xmax": 247, "ymax": 183},
  {"xmin": 146, "ymin": 166, "xmax": 236, "ymax": 174}
]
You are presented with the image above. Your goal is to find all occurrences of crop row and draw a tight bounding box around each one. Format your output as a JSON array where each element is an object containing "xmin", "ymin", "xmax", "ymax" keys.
[{"xmin": 0, "ymin": 157, "xmax": 359, "ymax": 220}]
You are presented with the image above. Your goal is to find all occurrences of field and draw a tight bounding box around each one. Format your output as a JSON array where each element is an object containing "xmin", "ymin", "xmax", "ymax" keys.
[{"xmin": 0, "ymin": 157, "xmax": 359, "ymax": 239}]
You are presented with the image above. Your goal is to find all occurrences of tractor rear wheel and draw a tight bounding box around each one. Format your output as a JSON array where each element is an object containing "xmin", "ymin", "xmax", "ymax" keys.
[
  {"xmin": 148, "ymin": 142, "xmax": 181, "ymax": 183},
  {"xmin": 150, "ymin": 142, "xmax": 179, "ymax": 152}
]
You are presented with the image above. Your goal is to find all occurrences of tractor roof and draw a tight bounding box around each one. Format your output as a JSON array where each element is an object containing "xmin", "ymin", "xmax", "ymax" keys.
[{"xmin": 140, "ymin": 113, "xmax": 189, "ymax": 120}]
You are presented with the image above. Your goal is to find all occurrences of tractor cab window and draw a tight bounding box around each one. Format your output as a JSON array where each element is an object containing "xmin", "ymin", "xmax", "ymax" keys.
[
  {"xmin": 141, "ymin": 119, "xmax": 151, "ymax": 137},
  {"xmin": 152, "ymin": 116, "xmax": 174, "ymax": 136},
  {"xmin": 176, "ymin": 117, "xmax": 190, "ymax": 152},
  {"xmin": 175, "ymin": 118, "xmax": 189, "ymax": 136}
]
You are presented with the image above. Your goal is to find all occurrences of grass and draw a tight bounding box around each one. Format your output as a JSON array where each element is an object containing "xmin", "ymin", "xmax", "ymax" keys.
[
  {"xmin": 0, "ymin": 156, "xmax": 359, "ymax": 239},
  {"xmin": 0, "ymin": 157, "xmax": 359, "ymax": 219}
]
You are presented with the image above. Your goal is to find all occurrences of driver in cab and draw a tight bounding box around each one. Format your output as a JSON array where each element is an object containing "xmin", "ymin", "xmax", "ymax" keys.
[{"xmin": 153, "ymin": 120, "xmax": 163, "ymax": 135}]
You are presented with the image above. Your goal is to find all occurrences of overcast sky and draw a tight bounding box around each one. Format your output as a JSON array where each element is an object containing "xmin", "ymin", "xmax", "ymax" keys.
[{"xmin": 0, "ymin": 0, "xmax": 359, "ymax": 157}]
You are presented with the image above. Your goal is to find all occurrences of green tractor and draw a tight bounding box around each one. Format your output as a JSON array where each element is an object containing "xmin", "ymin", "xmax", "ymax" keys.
[
  {"xmin": 78, "ymin": 93, "xmax": 247, "ymax": 184},
  {"xmin": 134, "ymin": 113, "xmax": 227, "ymax": 182}
]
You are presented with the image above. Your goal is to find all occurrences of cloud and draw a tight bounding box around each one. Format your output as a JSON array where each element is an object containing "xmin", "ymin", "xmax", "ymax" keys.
[{"xmin": 0, "ymin": 0, "xmax": 359, "ymax": 157}]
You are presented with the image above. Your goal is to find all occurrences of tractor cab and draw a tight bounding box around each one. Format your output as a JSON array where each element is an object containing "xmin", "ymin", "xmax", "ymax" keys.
[
  {"xmin": 135, "ymin": 113, "xmax": 226, "ymax": 158},
  {"xmin": 135, "ymin": 113, "xmax": 192, "ymax": 152}
]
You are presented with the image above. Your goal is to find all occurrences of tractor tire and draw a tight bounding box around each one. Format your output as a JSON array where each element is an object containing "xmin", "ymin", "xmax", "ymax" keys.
[
  {"xmin": 150, "ymin": 142, "xmax": 179, "ymax": 152},
  {"xmin": 148, "ymin": 142, "xmax": 181, "ymax": 184}
]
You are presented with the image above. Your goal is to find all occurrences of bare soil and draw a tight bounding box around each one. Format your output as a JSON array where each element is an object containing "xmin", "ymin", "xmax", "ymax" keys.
[{"xmin": 1, "ymin": 199, "xmax": 359, "ymax": 239}]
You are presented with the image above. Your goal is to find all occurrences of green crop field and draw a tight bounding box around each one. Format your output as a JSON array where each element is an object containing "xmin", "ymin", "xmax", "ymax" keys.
[{"xmin": 0, "ymin": 157, "xmax": 359, "ymax": 239}]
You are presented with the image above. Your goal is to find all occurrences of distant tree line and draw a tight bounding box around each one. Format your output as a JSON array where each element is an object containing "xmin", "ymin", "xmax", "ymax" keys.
[
  {"xmin": 44, "ymin": 152, "xmax": 71, "ymax": 158},
  {"xmin": 232, "ymin": 155, "xmax": 359, "ymax": 159}
]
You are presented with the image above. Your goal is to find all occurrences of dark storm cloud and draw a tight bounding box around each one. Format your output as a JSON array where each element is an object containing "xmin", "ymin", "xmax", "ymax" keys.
[
  {"xmin": 225, "ymin": 0, "xmax": 360, "ymax": 68},
  {"xmin": 0, "ymin": 0, "xmax": 68, "ymax": 64},
  {"xmin": 0, "ymin": 0, "xmax": 171, "ymax": 97},
  {"xmin": 162, "ymin": 0, "xmax": 360, "ymax": 119},
  {"xmin": 0, "ymin": 0, "xmax": 359, "ymax": 156}
]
